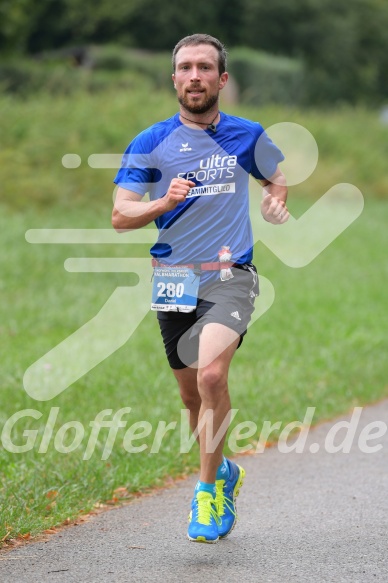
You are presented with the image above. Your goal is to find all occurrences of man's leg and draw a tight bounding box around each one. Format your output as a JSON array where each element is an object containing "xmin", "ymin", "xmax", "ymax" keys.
[
  {"xmin": 181, "ymin": 322, "xmax": 239, "ymax": 543},
  {"xmin": 162, "ymin": 311, "xmax": 248, "ymax": 542},
  {"xmin": 172, "ymin": 323, "xmax": 238, "ymax": 451},
  {"xmin": 172, "ymin": 366, "xmax": 201, "ymax": 436},
  {"xmin": 196, "ymin": 322, "xmax": 240, "ymax": 483}
]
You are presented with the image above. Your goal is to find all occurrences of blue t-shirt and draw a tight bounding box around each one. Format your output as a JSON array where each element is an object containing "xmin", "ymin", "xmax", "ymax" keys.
[{"xmin": 114, "ymin": 112, "xmax": 284, "ymax": 284}]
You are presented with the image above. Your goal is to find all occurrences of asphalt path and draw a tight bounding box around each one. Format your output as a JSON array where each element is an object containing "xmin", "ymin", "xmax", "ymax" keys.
[{"xmin": 1, "ymin": 401, "xmax": 387, "ymax": 583}]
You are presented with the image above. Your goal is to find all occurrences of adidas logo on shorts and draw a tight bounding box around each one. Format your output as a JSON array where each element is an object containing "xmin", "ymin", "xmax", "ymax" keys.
[{"xmin": 230, "ymin": 311, "xmax": 241, "ymax": 320}]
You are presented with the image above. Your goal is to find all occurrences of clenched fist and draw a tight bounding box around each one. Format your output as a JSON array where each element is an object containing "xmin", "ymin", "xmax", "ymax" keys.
[
  {"xmin": 163, "ymin": 178, "xmax": 196, "ymax": 212},
  {"xmin": 261, "ymin": 192, "xmax": 290, "ymax": 224}
]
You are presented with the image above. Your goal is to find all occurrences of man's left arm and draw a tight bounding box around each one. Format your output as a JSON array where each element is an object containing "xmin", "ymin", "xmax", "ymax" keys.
[{"xmin": 258, "ymin": 166, "xmax": 289, "ymax": 224}]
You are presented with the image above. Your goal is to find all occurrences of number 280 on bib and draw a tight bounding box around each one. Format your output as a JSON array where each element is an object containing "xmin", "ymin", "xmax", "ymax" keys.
[{"xmin": 151, "ymin": 266, "xmax": 200, "ymax": 313}]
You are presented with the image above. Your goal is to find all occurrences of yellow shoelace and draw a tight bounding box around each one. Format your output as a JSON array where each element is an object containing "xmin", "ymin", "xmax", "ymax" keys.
[
  {"xmin": 215, "ymin": 479, "xmax": 236, "ymax": 518},
  {"xmin": 195, "ymin": 492, "xmax": 221, "ymax": 526}
]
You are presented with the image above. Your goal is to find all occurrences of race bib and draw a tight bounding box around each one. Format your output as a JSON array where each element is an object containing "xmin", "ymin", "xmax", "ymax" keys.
[{"xmin": 151, "ymin": 266, "xmax": 200, "ymax": 312}]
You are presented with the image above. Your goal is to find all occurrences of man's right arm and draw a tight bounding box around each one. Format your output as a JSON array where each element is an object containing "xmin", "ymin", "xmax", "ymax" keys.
[{"xmin": 112, "ymin": 179, "xmax": 195, "ymax": 232}]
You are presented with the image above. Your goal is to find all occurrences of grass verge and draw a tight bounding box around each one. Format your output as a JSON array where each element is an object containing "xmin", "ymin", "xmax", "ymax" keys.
[
  {"xmin": 0, "ymin": 197, "xmax": 387, "ymax": 545},
  {"xmin": 0, "ymin": 87, "xmax": 387, "ymax": 544}
]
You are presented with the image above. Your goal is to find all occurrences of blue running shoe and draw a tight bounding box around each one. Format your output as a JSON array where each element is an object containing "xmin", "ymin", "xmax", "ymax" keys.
[
  {"xmin": 187, "ymin": 491, "xmax": 221, "ymax": 543},
  {"xmin": 215, "ymin": 460, "xmax": 245, "ymax": 538}
]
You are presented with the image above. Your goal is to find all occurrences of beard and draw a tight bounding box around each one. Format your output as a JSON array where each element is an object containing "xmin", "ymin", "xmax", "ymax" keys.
[{"xmin": 178, "ymin": 91, "xmax": 219, "ymax": 114}]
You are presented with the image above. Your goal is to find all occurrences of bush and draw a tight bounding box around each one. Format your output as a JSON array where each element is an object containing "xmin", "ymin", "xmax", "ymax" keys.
[
  {"xmin": 90, "ymin": 45, "xmax": 172, "ymax": 89},
  {"xmin": 0, "ymin": 47, "xmax": 173, "ymax": 97},
  {"xmin": 0, "ymin": 59, "xmax": 45, "ymax": 95},
  {"xmin": 0, "ymin": 45, "xmax": 306, "ymax": 104},
  {"xmin": 228, "ymin": 47, "xmax": 305, "ymax": 107},
  {"xmin": 0, "ymin": 56, "xmax": 148, "ymax": 97}
]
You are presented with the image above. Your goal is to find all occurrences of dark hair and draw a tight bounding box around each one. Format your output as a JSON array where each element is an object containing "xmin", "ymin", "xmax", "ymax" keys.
[{"xmin": 172, "ymin": 34, "xmax": 227, "ymax": 75}]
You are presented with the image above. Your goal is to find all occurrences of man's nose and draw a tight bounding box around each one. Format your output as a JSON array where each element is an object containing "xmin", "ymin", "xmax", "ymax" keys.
[{"xmin": 190, "ymin": 67, "xmax": 200, "ymax": 81}]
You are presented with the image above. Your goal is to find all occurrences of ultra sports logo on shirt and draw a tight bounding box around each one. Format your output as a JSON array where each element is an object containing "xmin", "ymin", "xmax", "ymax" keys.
[
  {"xmin": 177, "ymin": 154, "xmax": 237, "ymax": 198},
  {"xmin": 178, "ymin": 153, "xmax": 237, "ymax": 180}
]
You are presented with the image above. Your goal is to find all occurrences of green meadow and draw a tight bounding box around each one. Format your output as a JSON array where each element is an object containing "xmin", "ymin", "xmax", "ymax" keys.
[{"xmin": 0, "ymin": 86, "xmax": 387, "ymax": 544}]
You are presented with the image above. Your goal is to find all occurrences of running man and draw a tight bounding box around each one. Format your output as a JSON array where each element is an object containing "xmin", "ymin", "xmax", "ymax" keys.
[{"xmin": 112, "ymin": 33, "xmax": 289, "ymax": 543}]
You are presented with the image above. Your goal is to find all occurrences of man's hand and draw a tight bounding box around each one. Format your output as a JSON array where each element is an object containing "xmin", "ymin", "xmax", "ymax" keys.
[
  {"xmin": 261, "ymin": 192, "xmax": 290, "ymax": 224},
  {"xmin": 163, "ymin": 178, "xmax": 196, "ymax": 211},
  {"xmin": 259, "ymin": 167, "xmax": 289, "ymax": 224}
]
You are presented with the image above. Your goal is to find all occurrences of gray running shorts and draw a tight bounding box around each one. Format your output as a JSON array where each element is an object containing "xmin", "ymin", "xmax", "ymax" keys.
[{"xmin": 156, "ymin": 263, "xmax": 259, "ymax": 369}]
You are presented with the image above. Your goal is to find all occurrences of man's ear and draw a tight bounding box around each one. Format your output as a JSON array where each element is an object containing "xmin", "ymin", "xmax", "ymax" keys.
[
  {"xmin": 219, "ymin": 72, "xmax": 229, "ymax": 90},
  {"xmin": 172, "ymin": 73, "xmax": 176, "ymax": 89}
]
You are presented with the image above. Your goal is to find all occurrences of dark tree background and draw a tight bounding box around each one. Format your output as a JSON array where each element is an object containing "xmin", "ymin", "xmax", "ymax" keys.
[{"xmin": 1, "ymin": 0, "xmax": 388, "ymax": 104}]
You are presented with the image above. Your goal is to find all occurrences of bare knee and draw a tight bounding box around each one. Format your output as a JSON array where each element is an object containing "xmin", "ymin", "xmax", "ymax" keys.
[
  {"xmin": 173, "ymin": 367, "xmax": 200, "ymax": 411},
  {"xmin": 198, "ymin": 365, "xmax": 228, "ymax": 397},
  {"xmin": 179, "ymin": 384, "xmax": 201, "ymax": 411}
]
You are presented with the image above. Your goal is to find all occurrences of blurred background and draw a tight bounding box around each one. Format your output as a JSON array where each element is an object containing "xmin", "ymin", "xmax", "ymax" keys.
[
  {"xmin": 2, "ymin": 0, "xmax": 388, "ymax": 106},
  {"xmin": 0, "ymin": 0, "xmax": 387, "ymax": 544},
  {"xmin": 1, "ymin": 0, "xmax": 388, "ymax": 211}
]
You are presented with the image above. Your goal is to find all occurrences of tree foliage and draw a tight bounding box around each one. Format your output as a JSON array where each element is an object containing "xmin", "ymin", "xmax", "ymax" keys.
[{"xmin": 1, "ymin": 0, "xmax": 388, "ymax": 104}]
